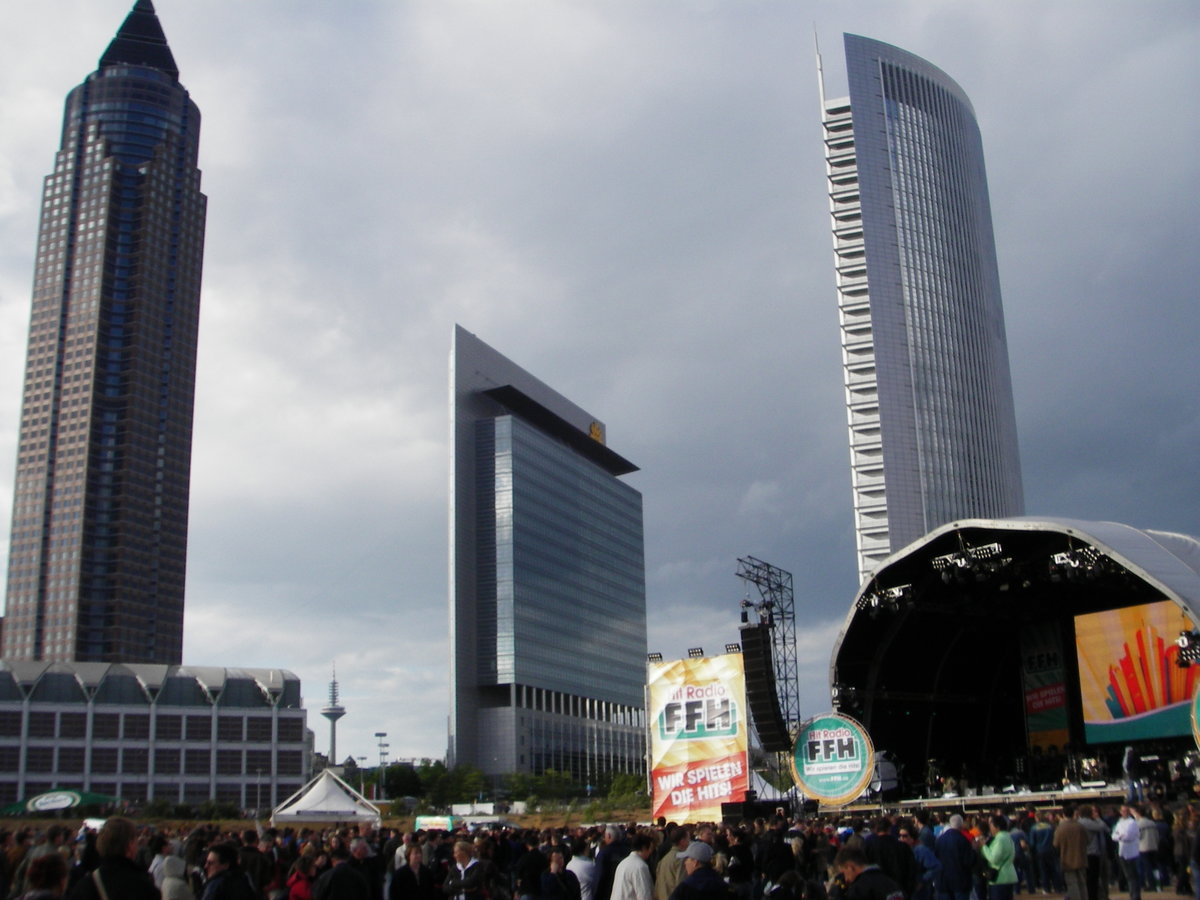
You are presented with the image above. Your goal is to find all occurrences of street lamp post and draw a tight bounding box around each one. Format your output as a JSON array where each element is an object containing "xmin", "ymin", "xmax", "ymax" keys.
[{"xmin": 375, "ymin": 732, "xmax": 388, "ymax": 800}]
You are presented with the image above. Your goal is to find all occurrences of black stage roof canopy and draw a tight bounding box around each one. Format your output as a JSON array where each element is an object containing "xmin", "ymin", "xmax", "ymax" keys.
[{"xmin": 829, "ymin": 517, "xmax": 1200, "ymax": 793}]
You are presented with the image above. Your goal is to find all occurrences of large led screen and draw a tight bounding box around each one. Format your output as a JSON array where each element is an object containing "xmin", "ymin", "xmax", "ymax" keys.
[{"xmin": 1075, "ymin": 600, "xmax": 1200, "ymax": 743}]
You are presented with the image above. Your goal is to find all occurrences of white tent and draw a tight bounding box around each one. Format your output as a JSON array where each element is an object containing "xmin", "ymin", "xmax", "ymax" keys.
[{"xmin": 270, "ymin": 768, "xmax": 381, "ymax": 826}]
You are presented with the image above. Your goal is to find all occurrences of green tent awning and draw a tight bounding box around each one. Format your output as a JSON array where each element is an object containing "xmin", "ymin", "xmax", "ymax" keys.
[{"xmin": 0, "ymin": 789, "xmax": 122, "ymax": 816}]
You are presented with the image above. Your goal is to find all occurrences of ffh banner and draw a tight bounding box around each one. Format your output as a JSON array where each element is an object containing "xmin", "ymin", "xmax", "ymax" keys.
[{"xmin": 648, "ymin": 653, "xmax": 749, "ymax": 824}]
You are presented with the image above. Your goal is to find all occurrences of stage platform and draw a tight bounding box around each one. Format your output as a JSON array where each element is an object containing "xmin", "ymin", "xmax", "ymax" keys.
[{"xmin": 838, "ymin": 783, "xmax": 1127, "ymax": 814}]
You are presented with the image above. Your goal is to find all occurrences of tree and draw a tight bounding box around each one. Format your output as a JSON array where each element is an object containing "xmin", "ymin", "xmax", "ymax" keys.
[
  {"xmin": 384, "ymin": 763, "xmax": 422, "ymax": 799},
  {"xmin": 536, "ymin": 769, "xmax": 578, "ymax": 801},
  {"xmin": 505, "ymin": 772, "xmax": 534, "ymax": 801},
  {"xmin": 196, "ymin": 799, "xmax": 240, "ymax": 820},
  {"xmin": 448, "ymin": 765, "xmax": 486, "ymax": 802},
  {"xmin": 419, "ymin": 760, "xmax": 450, "ymax": 807},
  {"xmin": 139, "ymin": 798, "xmax": 173, "ymax": 819},
  {"xmin": 608, "ymin": 773, "xmax": 647, "ymax": 802}
]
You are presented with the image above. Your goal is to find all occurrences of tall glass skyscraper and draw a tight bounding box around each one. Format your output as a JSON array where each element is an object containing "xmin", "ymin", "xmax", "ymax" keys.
[
  {"xmin": 450, "ymin": 326, "xmax": 646, "ymax": 781},
  {"xmin": 3, "ymin": 1, "xmax": 206, "ymax": 663},
  {"xmin": 822, "ymin": 34, "xmax": 1024, "ymax": 584}
]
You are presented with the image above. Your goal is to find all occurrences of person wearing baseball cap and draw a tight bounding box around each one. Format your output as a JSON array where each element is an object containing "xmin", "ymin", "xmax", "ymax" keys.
[{"xmin": 667, "ymin": 842, "xmax": 731, "ymax": 900}]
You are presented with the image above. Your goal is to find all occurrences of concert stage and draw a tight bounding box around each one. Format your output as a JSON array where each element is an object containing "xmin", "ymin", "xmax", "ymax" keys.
[
  {"xmin": 840, "ymin": 783, "xmax": 1127, "ymax": 815},
  {"xmin": 826, "ymin": 518, "xmax": 1200, "ymax": 800}
]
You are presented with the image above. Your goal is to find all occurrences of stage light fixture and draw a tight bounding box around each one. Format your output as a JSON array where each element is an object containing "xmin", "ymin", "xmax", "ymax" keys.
[
  {"xmin": 687, "ymin": 647, "xmax": 705, "ymax": 659},
  {"xmin": 1176, "ymin": 631, "xmax": 1200, "ymax": 667},
  {"xmin": 933, "ymin": 541, "xmax": 1006, "ymax": 575},
  {"xmin": 646, "ymin": 652, "xmax": 663, "ymax": 662},
  {"xmin": 858, "ymin": 583, "xmax": 913, "ymax": 615},
  {"xmin": 831, "ymin": 682, "xmax": 859, "ymax": 706},
  {"xmin": 1050, "ymin": 545, "xmax": 1106, "ymax": 581},
  {"xmin": 724, "ymin": 643, "xmax": 741, "ymax": 654},
  {"xmin": 934, "ymin": 542, "xmax": 1012, "ymax": 585},
  {"xmin": 857, "ymin": 592, "xmax": 882, "ymax": 617},
  {"xmin": 931, "ymin": 552, "xmax": 966, "ymax": 571}
]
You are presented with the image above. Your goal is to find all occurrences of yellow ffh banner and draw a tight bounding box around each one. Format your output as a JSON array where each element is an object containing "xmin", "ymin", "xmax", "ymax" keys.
[{"xmin": 648, "ymin": 653, "xmax": 749, "ymax": 824}]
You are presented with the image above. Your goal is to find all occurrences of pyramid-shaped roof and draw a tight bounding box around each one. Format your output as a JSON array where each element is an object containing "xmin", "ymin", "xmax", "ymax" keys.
[{"xmin": 99, "ymin": 0, "xmax": 179, "ymax": 79}]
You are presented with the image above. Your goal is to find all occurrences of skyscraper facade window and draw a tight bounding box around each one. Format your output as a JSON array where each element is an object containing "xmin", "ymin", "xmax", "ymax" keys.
[
  {"xmin": 4, "ymin": 1, "xmax": 206, "ymax": 663},
  {"xmin": 450, "ymin": 326, "xmax": 646, "ymax": 781},
  {"xmin": 822, "ymin": 34, "xmax": 1024, "ymax": 584}
]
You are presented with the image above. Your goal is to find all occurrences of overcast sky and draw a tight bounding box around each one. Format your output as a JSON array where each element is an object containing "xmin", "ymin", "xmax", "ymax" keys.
[{"xmin": 0, "ymin": 1, "xmax": 1197, "ymax": 766}]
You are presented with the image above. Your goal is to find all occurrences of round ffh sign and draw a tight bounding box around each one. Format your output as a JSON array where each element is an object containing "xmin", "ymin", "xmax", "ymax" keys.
[
  {"xmin": 790, "ymin": 712, "xmax": 875, "ymax": 806},
  {"xmin": 28, "ymin": 790, "xmax": 81, "ymax": 812}
]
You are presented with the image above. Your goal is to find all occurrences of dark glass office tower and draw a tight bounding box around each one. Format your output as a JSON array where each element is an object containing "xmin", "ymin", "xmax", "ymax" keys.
[
  {"xmin": 3, "ymin": 1, "xmax": 206, "ymax": 663},
  {"xmin": 450, "ymin": 326, "xmax": 647, "ymax": 781}
]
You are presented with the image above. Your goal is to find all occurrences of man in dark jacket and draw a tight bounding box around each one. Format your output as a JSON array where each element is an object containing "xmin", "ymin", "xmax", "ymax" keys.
[
  {"xmin": 542, "ymin": 850, "xmax": 582, "ymax": 900},
  {"xmin": 238, "ymin": 830, "xmax": 272, "ymax": 898},
  {"xmin": 314, "ymin": 844, "xmax": 371, "ymax": 900},
  {"xmin": 666, "ymin": 842, "xmax": 733, "ymax": 900},
  {"xmin": 349, "ymin": 837, "xmax": 384, "ymax": 900},
  {"xmin": 515, "ymin": 832, "xmax": 549, "ymax": 900},
  {"xmin": 593, "ymin": 828, "xmax": 629, "ymax": 900},
  {"xmin": 864, "ymin": 818, "xmax": 916, "ymax": 898},
  {"xmin": 65, "ymin": 817, "xmax": 159, "ymax": 900},
  {"xmin": 725, "ymin": 831, "xmax": 755, "ymax": 900},
  {"xmin": 202, "ymin": 843, "xmax": 258, "ymax": 900},
  {"xmin": 833, "ymin": 847, "xmax": 904, "ymax": 900},
  {"xmin": 933, "ymin": 816, "xmax": 975, "ymax": 900}
]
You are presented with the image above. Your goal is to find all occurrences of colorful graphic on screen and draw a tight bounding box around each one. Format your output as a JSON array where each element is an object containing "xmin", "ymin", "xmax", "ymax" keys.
[{"xmin": 1075, "ymin": 600, "xmax": 1200, "ymax": 743}]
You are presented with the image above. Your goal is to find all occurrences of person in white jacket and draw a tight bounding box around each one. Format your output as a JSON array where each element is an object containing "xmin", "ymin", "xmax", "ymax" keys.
[
  {"xmin": 567, "ymin": 838, "xmax": 598, "ymax": 900},
  {"xmin": 1112, "ymin": 805, "xmax": 1142, "ymax": 900},
  {"xmin": 611, "ymin": 835, "xmax": 655, "ymax": 900}
]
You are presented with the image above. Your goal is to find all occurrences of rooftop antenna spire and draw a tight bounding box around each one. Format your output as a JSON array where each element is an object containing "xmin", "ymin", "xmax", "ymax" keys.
[
  {"xmin": 814, "ymin": 26, "xmax": 827, "ymax": 110},
  {"xmin": 320, "ymin": 664, "xmax": 347, "ymax": 766}
]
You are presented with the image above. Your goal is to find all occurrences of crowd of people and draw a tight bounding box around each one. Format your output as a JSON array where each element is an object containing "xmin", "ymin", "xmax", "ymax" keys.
[{"xmin": 0, "ymin": 800, "xmax": 1199, "ymax": 900}]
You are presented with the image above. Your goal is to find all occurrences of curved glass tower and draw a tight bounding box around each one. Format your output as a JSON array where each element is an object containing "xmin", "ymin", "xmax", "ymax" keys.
[
  {"xmin": 823, "ymin": 34, "xmax": 1024, "ymax": 584},
  {"xmin": 4, "ymin": 1, "xmax": 206, "ymax": 662}
]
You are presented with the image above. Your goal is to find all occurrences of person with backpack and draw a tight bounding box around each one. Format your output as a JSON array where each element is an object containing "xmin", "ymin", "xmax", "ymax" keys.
[{"xmin": 63, "ymin": 818, "xmax": 157, "ymax": 900}]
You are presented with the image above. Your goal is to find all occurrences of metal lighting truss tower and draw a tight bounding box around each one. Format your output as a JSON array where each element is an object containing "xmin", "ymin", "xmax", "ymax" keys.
[{"xmin": 736, "ymin": 556, "xmax": 800, "ymax": 745}]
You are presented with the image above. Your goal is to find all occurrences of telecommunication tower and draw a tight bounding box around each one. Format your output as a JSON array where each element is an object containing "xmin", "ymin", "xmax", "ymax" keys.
[{"xmin": 320, "ymin": 666, "xmax": 347, "ymax": 764}]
